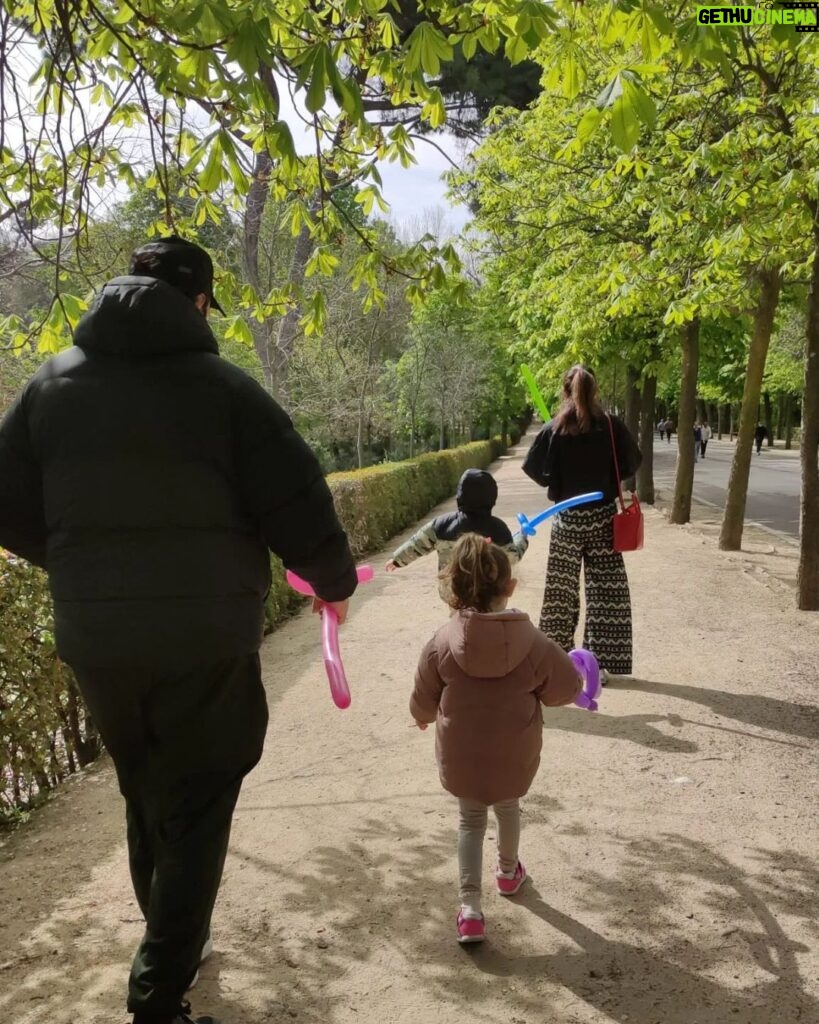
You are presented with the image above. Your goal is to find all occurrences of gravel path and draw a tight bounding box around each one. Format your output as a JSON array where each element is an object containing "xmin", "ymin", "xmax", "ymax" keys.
[{"xmin": 2, "ymin": 434, "xmax": 818, "ymax": 1024}]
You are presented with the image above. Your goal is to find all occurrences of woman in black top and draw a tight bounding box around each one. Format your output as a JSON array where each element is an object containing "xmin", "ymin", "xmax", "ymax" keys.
[{"xmin": 522, "ymin": 365, "xmax": 642, "ymax": 677}]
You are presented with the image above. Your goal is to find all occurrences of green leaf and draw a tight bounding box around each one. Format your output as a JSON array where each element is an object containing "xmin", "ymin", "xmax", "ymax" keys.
[
  {"xmin": 59, "ymin": 293, "xmax": 88, "ymax": 327},
  {"xmin": 337, "ymin": 77, "xmax": 364, "ymax": 122},
  {"xmin": 504, "ymin": 33, "xmax": 529, "ymax": 66},
  {"xmin": 305, "ymin": 246, "xmax": 340, "ymax": 277},
  {"xmin": 227, "ymin": 20, "xmax": 261, "ymax": 77},
  {"xmin": 302, "ymin": 290, "xmax": 327, "ymax": 336},
  {"xmin": 462, "ymin": 33, "xmax": 477, "ymax": 60},
  {"xmin": 477, "ymin": 21, "xmax": 500, "ymax": 54},
  {"xmin": 355, "ymin": 187, "xmax": 376, "ymax": 216},
  {"xmin": 596, "ymin": 75, "xmax": 623, "ymax": 110},
  {"xmin": 622, "ymin": 76, "xmax": 657, "ymax": 130},
  {"xmin": 379, "ymin": 14, "xmax": 400, "ymax": 48},
  {"xmin": 267, "ymin": 121, "xmax": 296, "ymax": 165},
  {"xmin": 577, "ymin": 107, "xmax": 603, "ymax": 143},
  {"xmin": 639, "ymin": 12, "xmax": 663, "ymax": 61},
  {"xmin": 199, "ymin": 138, "xmax": 224, "ymax": 192},
  {"xmin": 646, "ymin": 4, "xmax": 675, "ymax": 35},
  {"xmin": 610, "ymin": 95, "xmax": 640, "ymax": 152},
  {"xmin": 305, "ymin": 47, "xmax": 330, "ymax": 114},
  {"xmin": 198, "ymin": 3, "xmax": 230, "ymax": 44},
  {"xmin": 405, "ymin": 22, "xmax": 453, "ymax": 76},
  {"xmin": 110, "ymin": 6, "xmax": 134, "ymax": 26},
  {"xmin": 563, "ymin": 51, "xmax": 582, "ymax": 100},
  {"xmin": 421, "ymin": 88, "xmax": 447, "ymax": 128},
  {"xmin": 225, "ymin": 316, "xmax": 254, "ymax": 346}
]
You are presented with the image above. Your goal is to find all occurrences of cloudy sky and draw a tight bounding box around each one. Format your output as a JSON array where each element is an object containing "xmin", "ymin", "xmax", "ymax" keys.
[
  {"xmin": 4, "ymin": 46, "xmax": 473, "ymax": 239},
  {"xmin": 278, "ymin": 82, "xmax": 472, "ymax": 235},
  {"xmin": 376, "ymin": 136, "xmax": 471, "ymax": 232}
]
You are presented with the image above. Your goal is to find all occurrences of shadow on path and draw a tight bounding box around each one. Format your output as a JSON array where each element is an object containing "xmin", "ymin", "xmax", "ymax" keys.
[
  {"xmin": 476, "ymin": 834, "xmax": 817, "ymax": 1024},
  {"xmin": 616, "ymin": 677, "xmax": 819, "ymax": 743}
]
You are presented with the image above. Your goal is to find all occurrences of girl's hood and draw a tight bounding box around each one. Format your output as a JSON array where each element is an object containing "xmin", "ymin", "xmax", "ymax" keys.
[{"xmin": 444, "ymin": 608, "xmax": 536, "ymax": 678}]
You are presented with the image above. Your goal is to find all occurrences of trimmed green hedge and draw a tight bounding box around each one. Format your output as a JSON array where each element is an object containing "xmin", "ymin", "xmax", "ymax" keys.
[
  {"xmin": 2, "ymin": 438, "xmax": 505, "ymax": 822},
  {"xmin": 328, "ymin": 438, "xmax": 504, "ymax": 554},
  {"xmin": 1, "ymin": 556, "xmax": 100, "ymax": 823},
  {"xmin": 264, "ymin": 437, "xmax": 505, "ymax": 628}
]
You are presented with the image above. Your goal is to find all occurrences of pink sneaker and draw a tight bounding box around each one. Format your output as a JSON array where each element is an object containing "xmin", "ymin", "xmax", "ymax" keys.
[
  {"xmin": 495, "ymin": 861, "xmax": 527, "ymax": 896},
  {"xmin": 456, "ymin": 909, "xmax": 486, "ymax": 944}
]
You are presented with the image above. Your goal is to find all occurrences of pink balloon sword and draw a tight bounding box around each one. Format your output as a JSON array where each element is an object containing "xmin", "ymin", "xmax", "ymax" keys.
[{"xmin": 286, "ymin": 565, "xmax": 374, "ymax": 709}]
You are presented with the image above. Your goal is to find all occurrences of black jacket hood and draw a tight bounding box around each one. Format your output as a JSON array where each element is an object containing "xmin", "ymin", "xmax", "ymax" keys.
[
  {"xmin": 73, "ymin": 276, "xmax": 218, "ymax": 356},
  {"xmin": 456, "ymin": 469, "xmax": 498, "ymax": 514}
]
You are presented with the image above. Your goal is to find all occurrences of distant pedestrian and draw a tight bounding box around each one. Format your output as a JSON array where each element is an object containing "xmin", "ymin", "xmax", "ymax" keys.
[
  {"xmin": 693, "ymin": 422, "xmax": 702, "ymax": 463},
  {"xmin": 658, "ymin": 419, "xmax": 665, "ymax": 442},
  {"xmin": 755, "ymin": 422, "xmax": 768, "ymax": 454},
  {"xmin": 664, "ymin": 418, "xmax": 674, "ymax": 443},
  {"xmin": 700, "ymin": 422, "xmax": 712, "ymax": 459}
]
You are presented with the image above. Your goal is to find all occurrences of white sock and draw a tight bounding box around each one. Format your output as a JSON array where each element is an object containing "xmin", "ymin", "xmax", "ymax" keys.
[{"xmin": 460, "ymin": 900, "xmax": 482, "ymax": 918}]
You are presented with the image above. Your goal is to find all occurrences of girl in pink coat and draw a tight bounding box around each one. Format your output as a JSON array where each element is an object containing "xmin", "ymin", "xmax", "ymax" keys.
[{"xmin": 410, "ymin": 533, "xmax": 581, "ymax": 944}]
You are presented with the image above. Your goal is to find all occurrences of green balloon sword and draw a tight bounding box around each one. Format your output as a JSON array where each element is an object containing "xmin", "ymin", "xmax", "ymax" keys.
[{"xmin": 520, "ymin": 364, "xmax": 551, "ymax": 421}]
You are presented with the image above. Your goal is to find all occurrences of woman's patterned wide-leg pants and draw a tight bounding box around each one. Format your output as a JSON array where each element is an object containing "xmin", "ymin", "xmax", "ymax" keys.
[{"xmin": 539, "ymin": 502, "xmax": 633, "ymax": 675}]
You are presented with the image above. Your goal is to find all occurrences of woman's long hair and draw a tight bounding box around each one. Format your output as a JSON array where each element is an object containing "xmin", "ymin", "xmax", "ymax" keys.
[{"xmin": 552, "ymin": 365, "xmax": 604, "ymax": 435}]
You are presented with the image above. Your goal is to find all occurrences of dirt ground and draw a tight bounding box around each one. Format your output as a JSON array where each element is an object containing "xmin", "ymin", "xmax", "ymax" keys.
[{"xmin": 2, "ymin": 435, "xmax": 819, "ymax": 1024}]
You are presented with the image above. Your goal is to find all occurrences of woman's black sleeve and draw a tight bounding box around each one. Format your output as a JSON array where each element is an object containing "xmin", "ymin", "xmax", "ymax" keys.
[{"xmin": 522, "ymin": 424, "xmax": 554, "ymax": 488}]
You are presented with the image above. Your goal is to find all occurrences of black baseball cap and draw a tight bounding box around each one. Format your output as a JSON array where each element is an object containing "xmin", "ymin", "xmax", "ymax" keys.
[{"xmin": 129, "ymin": 234, "xmax": 225, "ymax": 314}]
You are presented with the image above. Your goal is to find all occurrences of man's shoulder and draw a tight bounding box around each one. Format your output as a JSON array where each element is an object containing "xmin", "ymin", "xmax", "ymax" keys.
[
  {"xmin": 200, "ymin": 355, "xmax": 261, "ymax": 390},
  {"xmin": 25, "ymin": 347, "xmax": 88, "ymax": 394}
]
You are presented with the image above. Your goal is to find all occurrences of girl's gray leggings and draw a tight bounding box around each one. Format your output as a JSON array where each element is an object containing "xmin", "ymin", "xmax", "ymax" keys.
[{"xmin": 458, "ymin": 797, "xmax": 520, "ymax": 913}]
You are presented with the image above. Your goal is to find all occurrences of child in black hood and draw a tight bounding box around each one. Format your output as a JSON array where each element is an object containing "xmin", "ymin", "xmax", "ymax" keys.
[{"xmin": 386, "ymin": 469, "xmax": 528, "ymax": 600}]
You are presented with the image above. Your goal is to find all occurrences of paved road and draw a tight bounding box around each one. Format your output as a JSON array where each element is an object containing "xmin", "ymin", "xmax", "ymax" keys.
[{"xmin": 652, "ymin": 436, "xmax": 800, "ymax": 538}]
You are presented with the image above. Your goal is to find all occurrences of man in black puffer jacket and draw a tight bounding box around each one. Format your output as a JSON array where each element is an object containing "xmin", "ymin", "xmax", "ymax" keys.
[{"xmin": 0, "ymin": 236, "xmax": 357, "ymax": 1024}]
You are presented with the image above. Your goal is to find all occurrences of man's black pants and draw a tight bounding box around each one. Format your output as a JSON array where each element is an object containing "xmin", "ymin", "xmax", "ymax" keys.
[{"xmin": 72, "ymin": 654, "xmax": 268, "ymax": 1021}]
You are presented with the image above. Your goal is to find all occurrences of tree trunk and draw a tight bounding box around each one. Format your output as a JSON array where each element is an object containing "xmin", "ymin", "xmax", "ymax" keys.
[
  {"xmin": 624, "ymin": 366, "xmax": 641, "ymax": 438},
  {"xmin": 624, "ymin": 366, "xmax": 641, "ymax": 491},
  {"xmin": 356, "ymin": 322, "xmax": 377, "ymax": 469},
  {"xmin": 671, "ymin": 319, "xmax": 700, "ymax": 524},
  {"xmin": 611, "ymin": 363, "xmax": 618, "ymax": 414},
  {"xmin": 65, "ymin": 679, "xmax": 99, "ymax": 766},
  {"xmin": 356, "ymin": 406, "xmax": 365, "ymax": 470},
  {"xmin": 719, "ymin": 268, "xmax": 782, "ymax": 550},
  {"xmin": 776, "ymin": 393, "xmax": 785, "ymax": 440},
  {"xmin": 637, "ymin": 374, "xmax": 657, "ymax": 504},
  {"xmin": 797, "ymin": 212, "xmax": 819, "ymax": 609},
  {"xmin": 763, "ymin": 391, "xmax": 774, "ymax": 447},
  {"xmin": 717, "ymin": 404, "xmax": 726, "ymax": 440},
  {"xmin": 785, "ymin": 394, "xmax": 794, "ymax": 450},
  {"xmin": 274, "ymin": 221, "xmax": 316, "ymax": 403},
  {"xmin": 242, "ymin": 152, "xmax": 276, "ymax": 392},
  {"xmin": 696, "ymin": 397, "xmax": 707, "ymax": 422}
]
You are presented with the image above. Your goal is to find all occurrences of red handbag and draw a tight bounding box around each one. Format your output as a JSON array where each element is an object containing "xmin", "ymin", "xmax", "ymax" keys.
[{"xmin": 606, "ymin": 414, "xmax": 644, "ymax": 552}]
